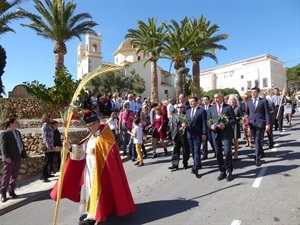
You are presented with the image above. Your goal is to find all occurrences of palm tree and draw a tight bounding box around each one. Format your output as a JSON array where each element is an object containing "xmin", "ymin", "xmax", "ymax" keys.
[
  {"xmin": 0, "ymin": 0, "xmax": 26, "ymax": 96},
  {"xmin": 162, "ymin": 16, "xmax": 200, "ymax": 100},
  {"xmin": 125, "ymin": 17, "xmax": 167, "ymax": 103},
  {"xmin": 19, "ymin": 0, "xmax": 98, "ymax": 76},
  {"xmin": 188, "ymin": 16, "xmax": 228, "ymax": 97}
]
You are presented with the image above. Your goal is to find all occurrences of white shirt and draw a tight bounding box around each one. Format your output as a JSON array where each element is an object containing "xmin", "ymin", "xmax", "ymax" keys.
[
  {"xmin": 167, "ymin": 103, "xmax": 175, "ymax": 116},
  {"xmin": 132, "ymin": 125, "xmax": 143, "ymax": 144},
  {"xmin": 106, "ymin": 118, "xmax": 118, "ymax": 131}
]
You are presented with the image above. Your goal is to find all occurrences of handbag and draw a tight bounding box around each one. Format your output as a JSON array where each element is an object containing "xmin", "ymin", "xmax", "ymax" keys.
[
  {"xmin": 39, "ymin": 142, "xmax": 48, "ymax": 152},
  {"xmin": 148, "ymin": 127, "xmax": 154, "ymax": 135}
]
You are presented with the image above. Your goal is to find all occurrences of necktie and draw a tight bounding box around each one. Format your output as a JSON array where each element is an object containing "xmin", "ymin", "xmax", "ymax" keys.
[
  {"xmin": 191, "ymin": 108, "xmax": 195, "ymax": 119},
  {"xmin": 253, "ymin": 99, "xmax": 257, "ymax": 110},
  {"xmin": 217, "ymin": 105, "xmax": 221, "ymax": 115}
]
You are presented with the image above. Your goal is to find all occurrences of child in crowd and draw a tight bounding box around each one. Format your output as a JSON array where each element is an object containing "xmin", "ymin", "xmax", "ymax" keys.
[
  {"xmin": 106, "ymin": 112, "xmax": 118, "ymax": 141},
  {"xmin": 50, "ymin": 120, "xmax": 62, "ymax": 173},
  {"xmin": 128, "ymin": 118, "xmax": 144, "ymax": 167}
]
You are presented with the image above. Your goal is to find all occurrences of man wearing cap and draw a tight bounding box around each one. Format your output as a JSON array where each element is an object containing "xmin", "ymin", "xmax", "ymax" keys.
[{"xmin": 50, "ymin": 110, "xmax": 136, "ymax": 225}]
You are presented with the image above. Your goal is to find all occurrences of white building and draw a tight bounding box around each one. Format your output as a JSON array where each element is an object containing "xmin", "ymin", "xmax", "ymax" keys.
[
  {"xmin": 77, "ymin": 34, "xmax": 175, "ymax": 101},
  {"xmin": 200, "ymin": 54, "xmax": 286, "ymax": 95}
]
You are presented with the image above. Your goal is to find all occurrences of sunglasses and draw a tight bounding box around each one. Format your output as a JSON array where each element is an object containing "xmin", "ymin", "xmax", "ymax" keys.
[{"xmin": 177, "ymin": 106, "xmax": 183, "ymax": 108}]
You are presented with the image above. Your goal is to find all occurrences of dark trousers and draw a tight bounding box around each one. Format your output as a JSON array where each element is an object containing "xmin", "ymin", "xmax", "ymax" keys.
[
  {"xmin": 42, "ymin": 152, "xmax": 54, "ymax": 178},
  {"xmin": 171, "ymin": 134, "xmax": 190, "ymax": 167},
  {"xmin": 250, "ymin": 126, "xmax": 264, "ymax": 162},
  {"xmin": 266, "ymin": 125, "xmax": 274, "ymax": 146},
  {"xmin": 51, "ymin": 151, "xmax": 61, "ymax": 172},
  {"xmin": 274, "ymin": 106, "xmax": 284, "ymax": 131},
  {"xmin": 187, "ymin": 135, "xmax": 201, "ymax": 171},
  {"xmin": 121, "ymin": 130, "xmax": 130, "ymax": 155},
  {"xmin": 212, "ymin": 135, "xmax": 233, "ymax": 173},
  {"xmin": 0, "ymin": 158, "xmax": 21, "ymax": 192},
  {"xmin": 201, "ymin": 130, "xmax": 215, "ymax": 157}
]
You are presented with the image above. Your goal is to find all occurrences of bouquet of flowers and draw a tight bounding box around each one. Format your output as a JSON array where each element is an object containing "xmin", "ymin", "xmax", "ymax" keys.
[
  {"xmin": 217, "ymin": 114, "xmax": 229, "ymax": 124},
  {"xmin": 178, "ymin": 114, "xmax": 188, "ymax": 128},
  {"xmin": 240, "ymin": 114, "xmax": 249, "ymax": 126}
]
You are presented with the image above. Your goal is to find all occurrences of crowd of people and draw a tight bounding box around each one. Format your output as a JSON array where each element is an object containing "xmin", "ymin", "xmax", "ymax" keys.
[
  {"xmin": 0, "ymin": 87, "xmax": 298, "ymax": 224},
  {"xmin": 86, "ymin": 88, "xmax": 298, "ymax": 182}
]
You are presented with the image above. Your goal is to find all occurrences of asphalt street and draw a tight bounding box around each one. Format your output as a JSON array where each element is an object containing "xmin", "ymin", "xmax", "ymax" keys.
[{"xmin": 0, "ymin": 113, "xmax": 299, "ymax": 225}]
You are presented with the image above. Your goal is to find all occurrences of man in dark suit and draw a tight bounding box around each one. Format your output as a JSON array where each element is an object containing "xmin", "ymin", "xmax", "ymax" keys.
[
  {"xmin": 0, "ymin": 117, "xmax": 27, "ymax": 202},
  {"xmin": 186, "ymin": 97, "xmax": 207, "ymax": 178},
  {"xmin": 178, "ymin": 93, "xmax": 191, "ymax": 113},
  {"xmin": 169, "ymin": 103, "xmax": 190, "ymax": 170},
  {"xmin": 207, "ymin": 91, "xmax": 235, "ymax": 182},
  {"xmin": 247, "ymin": 87, "xmax": 271, "ymax": 167},
  {"xmin": 201, "ymin": 95, "xmax": 215, "ymax": 160}
]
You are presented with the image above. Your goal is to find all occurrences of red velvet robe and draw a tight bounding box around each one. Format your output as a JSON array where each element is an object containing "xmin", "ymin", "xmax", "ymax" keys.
[{"xmin": 50, "ymin": 124, "xmax": 136, "ymax": 222}]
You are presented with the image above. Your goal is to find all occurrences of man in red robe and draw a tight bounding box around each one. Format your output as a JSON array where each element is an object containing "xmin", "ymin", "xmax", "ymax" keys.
[{"xmin": 51, "ymin": 110, "xmax": 136, "ymax": 225}]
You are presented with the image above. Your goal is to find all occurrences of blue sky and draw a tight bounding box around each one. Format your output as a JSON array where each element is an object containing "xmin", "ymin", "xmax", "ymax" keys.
[{"xmin": 1, "ymin": 0, "xmax": 299, "ymax": 96}]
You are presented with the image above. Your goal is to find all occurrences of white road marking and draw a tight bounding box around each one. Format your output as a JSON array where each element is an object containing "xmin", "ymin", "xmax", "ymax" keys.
[
  {"xmin": 252, "ymin": 167, "xmax": 268, "ymax": 188},
  {"xmin": 231, "ymin": 220, "xmax": 242, "ymax": 225}
]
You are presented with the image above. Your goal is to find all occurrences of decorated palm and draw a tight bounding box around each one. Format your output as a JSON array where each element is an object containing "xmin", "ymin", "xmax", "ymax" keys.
[
  {"xmin": 0, "ymin": 0, "xmax": 27, "ymax": 96},
  {"xmin": 126, "ymin": 17, "xmax": 167, "ymax": 103},
  {"xmin": 19, "ymin": 0, "xmax": 98, "ymax": 76}
]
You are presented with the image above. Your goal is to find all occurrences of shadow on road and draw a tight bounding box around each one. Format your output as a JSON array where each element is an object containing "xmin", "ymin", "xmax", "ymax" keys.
[{"xmin": 96, "ymin": 199, "xmax": 199, "ymax": 225}]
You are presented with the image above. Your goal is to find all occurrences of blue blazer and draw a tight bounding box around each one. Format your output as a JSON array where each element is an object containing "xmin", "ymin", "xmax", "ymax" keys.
[
  {"xmin": 206, "ymin": 103, "xmax": 235, "ymax": 139},
  {"xmin": 186, "ymin": 107, "xmax": 207, "ymax": 138},
  {"xmin": 246, "ymin": 98, "xmax": 270, "ymax": 129}
]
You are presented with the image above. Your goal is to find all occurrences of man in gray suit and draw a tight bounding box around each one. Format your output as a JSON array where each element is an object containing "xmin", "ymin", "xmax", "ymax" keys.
[
  {"xmin": 169, "ymin": 103, "xmax": 190, "ymax": 170},
  {"xmin": 207, "ymin": 91, "xmax": 236, "ymax": 182},
  {"xmin": 0, "ymin": 117, "xmax": 27, "ymax": 203}
]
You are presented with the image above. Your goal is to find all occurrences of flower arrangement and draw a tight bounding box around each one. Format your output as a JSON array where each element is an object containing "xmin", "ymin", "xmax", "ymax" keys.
[
  {"xmin": 178, "ymin": 114, "xmax": 188, "ymax": 130},
  {"xmin": 240, "ymin": 114, "xmax": 249, "ymax": 126},
  {"xmin": 208, "ymin": 114, "xmax": 229, "ymax": 126}
]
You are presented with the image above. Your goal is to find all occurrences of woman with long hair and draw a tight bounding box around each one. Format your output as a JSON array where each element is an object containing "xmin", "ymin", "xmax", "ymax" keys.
[
  {"xmin": 228, "ymin": 95, "xmax": 243, "ymax": 160},
  {"xmin": 40, "ymin": 113, "xmax": 54, "ymax": 182},
  {"xmin": 146, "ymin": 106, "xmax": 168, "ymax": 158},
  {"xmin": 241, "ymin": 93, "xmax": 253, "ymax": 147}
]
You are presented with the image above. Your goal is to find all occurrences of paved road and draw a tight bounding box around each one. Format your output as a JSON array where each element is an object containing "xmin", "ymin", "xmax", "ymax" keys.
[{"xmin": 1, "ymin": 114, "xmax": 300, "ymax": 225}]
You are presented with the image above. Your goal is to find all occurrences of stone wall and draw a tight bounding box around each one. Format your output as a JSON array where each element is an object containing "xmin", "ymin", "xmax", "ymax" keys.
[
  {"xmin": 0, "ymin": 127, "xmax": 89, "ymax": 182},
  {"xmin": 0, "ymin": 98, "xmax": 62, "ymax": 119}
]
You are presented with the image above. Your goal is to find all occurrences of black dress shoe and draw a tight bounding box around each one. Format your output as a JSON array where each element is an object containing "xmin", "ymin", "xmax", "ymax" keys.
[
  {"xmin": 255, "ymin": 161, "xmax": 261, "ymax": 167},
  {"xmin": 183, "ymin": 165, "xmax": 188, "ymax": 169},
  {"xmin": 46, "ymin": 174, "xmax": 55, "ymax": 178},
  {"xmin": 1, "ymin": 192, "xmax": 7, "ymax": 203},
  {"xmin": 217, "ymin": 173, "xmax": 226, "ymax": 181},
  {"xmin": 43, "ymin": 178, "xmax": 51, "ymax": 183},
  {"xmin": 134, "ymin": 161, "xmax": 140, "ymax": 166},
  {"xmin": 151, "ymin": 153, "xmax": 157, "ymax": 159},
  {"xmin": 9, "ymin": 190, "xmax": 18, "ymax": 198},
  {"xmin": 226, "ymin": 172, "xmax": 233, "ymax": 182},
  {"xmin": 164, "ymin": 148, "xmax": 169, "ymax": 156},
  {"xmin": 191, "ymin": 169, "xmax": 198, "ymax": 175},
  {"xmin": 201, "ymin": 155, "xmax": 208, "ymax": 160},
  {"xmin": 80, "ymin": 219, "xmax": 96, "ymax": 225},
  {"xmin": 269, "ymin": 144, "xmax": 274, "ymax": 149},
  {"xmin": 168, "ymin": 166, "xmax": 178, "ymax": 170}
]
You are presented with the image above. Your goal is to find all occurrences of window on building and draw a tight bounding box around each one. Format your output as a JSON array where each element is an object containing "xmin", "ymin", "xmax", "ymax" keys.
[
  {"xmin": 247, "ymin": 81, "xmax": 252, "ymax": 90},
  {"xmin": 241, "ymin": 75, "xmax": 244, "ymax": 79},
  {"xmin": 116, "ymin": 58, "xmax": 118, "ymax": 63},
  {"xmin": 138, "ymin": 56, "xmax": 141, "ymax": 61},
  {"xmin": 262, "ymin": 78, "xmax": 268, "ymax": 88},
  {"xmin": 241, "ymin": 87, "xmax": 245, "ymax": 91},
  {"xmin": 254, "ymin": 79, "xmax": 259, "ymax": 87},
  {"xmin": 165, "ymin": 90, "xmax": 168, "ymax": 94},
  {"xmin": 92, "ymin": 44, "xmax": 97, "ymax": 52}
]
